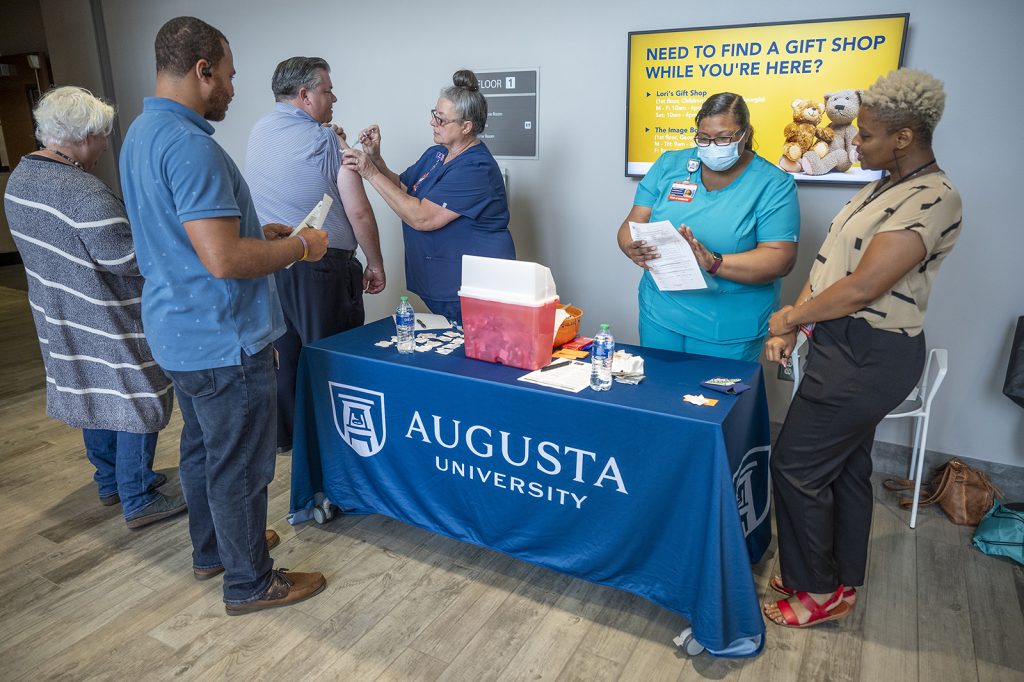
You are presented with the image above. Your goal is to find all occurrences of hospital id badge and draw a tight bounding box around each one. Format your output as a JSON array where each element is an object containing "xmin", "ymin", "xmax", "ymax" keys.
[{"xmin": 668, "ymin": 180, "xmax": 697, "ymax": 203}]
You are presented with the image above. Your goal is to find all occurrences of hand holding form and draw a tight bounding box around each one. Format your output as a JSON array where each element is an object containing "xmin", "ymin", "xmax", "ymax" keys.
[
  {"xmin": 262, "ymin": 223, "xmax": 292, "ymax": 240},
  {"xmin": 622, "ymin": 237, "xmax": 659, "ymax": 270},
  {"xmin": 300, "ymin": 227, "xmax": 329, "ymax": 261}
]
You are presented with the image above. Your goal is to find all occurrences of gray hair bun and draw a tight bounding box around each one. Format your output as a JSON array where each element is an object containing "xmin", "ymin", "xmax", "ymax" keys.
[{"xmin": 453, "ymin": 69, "xmax": 479, "ymax": 92}]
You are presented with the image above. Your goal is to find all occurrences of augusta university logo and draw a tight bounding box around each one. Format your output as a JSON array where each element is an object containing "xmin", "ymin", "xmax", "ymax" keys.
[
  {"xmin": 733, "ymin": 445, "xmax": 771, "ymax": 537},
  {"xmin": 330, "ymin": 382, "xmax": 386, "ymax": 457}
]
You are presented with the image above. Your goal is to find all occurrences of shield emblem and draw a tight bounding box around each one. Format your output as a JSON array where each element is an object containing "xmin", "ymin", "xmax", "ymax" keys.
[
  {"xmin": 733, "ymin": 445, "xmax": 771, "ymax": 537},
  {"xmin": 329, "ymin": 382, "xmax": 386, "ymax": 457}
]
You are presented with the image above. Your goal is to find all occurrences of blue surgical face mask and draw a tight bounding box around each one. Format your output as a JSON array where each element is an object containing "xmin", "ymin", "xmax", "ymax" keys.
[{"xmin": 697, "ymin": 139, "xmax": 742, "ymax": 171}]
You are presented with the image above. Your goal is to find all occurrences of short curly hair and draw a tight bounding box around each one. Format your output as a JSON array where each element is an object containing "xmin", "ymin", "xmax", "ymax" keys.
[
  {"xmin": 33, "ymin": 86, "xmax": 115, "ymax": 147},
  {"xmin": 155, "ymin": 16, "xmax": 227, "ymax": 77},
  {"xmin": 860, "ymin": 68, "xmax": 946, "ymax": 144}
]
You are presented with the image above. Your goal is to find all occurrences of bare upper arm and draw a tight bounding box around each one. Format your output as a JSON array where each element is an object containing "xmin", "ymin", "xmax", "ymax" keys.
[
  {"xmin": 182, "ymin": 216, "xmax": 243, "ymax": 278},
  {"xmin": 625, "ymin": 205, "xmax": 653, "ymax": 224},
  {"xmin": 337, "ymin": 166, "xmax": 373, "ymax": 217},
  {"xmin": 848, "ymin": 229, "xmax": 927, "ymax": 300}
]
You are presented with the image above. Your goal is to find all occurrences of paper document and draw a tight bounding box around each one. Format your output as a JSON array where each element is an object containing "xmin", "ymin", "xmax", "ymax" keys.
[
  {"xmin": 518, "ymin": 361, "xmax": 592, "ymax": 393},
  {"xmin": 285, "ymin": 194, "xmax": 334, "ymax": 269},
  {"xmin": 389, "ymin": 313, "xmax": 453, "ymax": 331},
  {"xmin": 414, "ymin": 313, "xmax": 452, "ymax": 330},
  {"xmin": 552, "ymin": 307, "xmax": 570, "ymax": 344},
  {"xmin": 629, "ymin": 220, "xmax": 707, "ymax": 291},
  {"xmin": 291, "ymin": 194, "xmax": 333, "ymax": 236}
]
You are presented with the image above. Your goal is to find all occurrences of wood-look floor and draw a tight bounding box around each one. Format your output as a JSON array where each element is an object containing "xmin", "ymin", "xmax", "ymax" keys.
[{"xmin": 1, "ymin": 275, "xmax": 1022, "ymax": 681}]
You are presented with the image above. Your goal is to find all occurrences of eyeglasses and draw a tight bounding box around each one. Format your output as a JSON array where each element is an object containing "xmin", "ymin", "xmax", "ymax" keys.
[
  {"xmin": 430, "ymin": 109, "xmax": 462, "ymax": 126},
  {"xmin": 693, "ymin": 130, "xmax": 745, "ymax": 147}
]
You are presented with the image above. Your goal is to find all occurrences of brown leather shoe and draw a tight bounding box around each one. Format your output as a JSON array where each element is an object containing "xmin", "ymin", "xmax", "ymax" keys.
[
  {"xmin": 193, "ymin": 529, "xmax": 281, "ymax": 580},
  {"xmin": 224, "ymin": 569, "xmax": 326, "ymax": 616}
]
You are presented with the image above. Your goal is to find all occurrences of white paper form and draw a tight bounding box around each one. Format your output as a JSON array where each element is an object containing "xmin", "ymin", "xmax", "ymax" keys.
[
  {"xmin": 388, "ymin": 313, "xmax": 453, "ymax": 331},
  {"xmin": 285, "ymin": 194, "xmax": 334, "ymax": 269},
  {"xmin": 518, "ymin": 361, "xmax": 592, "ymax": 393},
  {"xmin": 628, "ymin": 220, "xmax": 708, "ymax": 291}
]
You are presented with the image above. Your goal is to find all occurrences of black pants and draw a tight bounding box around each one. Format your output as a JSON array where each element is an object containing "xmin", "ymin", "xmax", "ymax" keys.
[
  {"xmin": 772, "ymin": 317, "xmax": 924, "ymax": 593},
  {"xmin": 273, "ymin": 250, "xmax": 365, "ymax": 450}
]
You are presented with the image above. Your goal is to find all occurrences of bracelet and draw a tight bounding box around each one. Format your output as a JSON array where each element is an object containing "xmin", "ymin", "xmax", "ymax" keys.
[{"xmin": 296, "ymin": 234, "xmax": 309, "ymax": 261}]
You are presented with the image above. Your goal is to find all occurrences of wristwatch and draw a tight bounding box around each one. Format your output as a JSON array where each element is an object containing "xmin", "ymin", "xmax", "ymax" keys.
[{"xmin": 708, "ymin": 251, "xmax": 724, "ymax": 275}]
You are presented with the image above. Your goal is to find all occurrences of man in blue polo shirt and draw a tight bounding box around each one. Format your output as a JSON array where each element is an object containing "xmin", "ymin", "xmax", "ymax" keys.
[
  {"xmin": 120, "ymin": 16, "xmax": 329, "ymax": 615},
  {"xmin": 246, "ymin": 56, "xmax": 385, "ymax": 455}
]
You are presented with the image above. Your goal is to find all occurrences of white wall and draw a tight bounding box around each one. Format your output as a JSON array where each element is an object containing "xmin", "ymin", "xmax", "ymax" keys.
[
  {"xmin": 38, "ymin": 0, "xmax": 120, "ymax": 190},
  {"xmin": 77, "ymin": 0, "xmax": 1023, "ymax": 465}
]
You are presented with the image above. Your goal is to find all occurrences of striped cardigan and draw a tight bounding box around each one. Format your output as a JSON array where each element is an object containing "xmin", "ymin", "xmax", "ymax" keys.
[{"xmin": 4, "ymin": 156, "xmax": 172, "ymax": 432}]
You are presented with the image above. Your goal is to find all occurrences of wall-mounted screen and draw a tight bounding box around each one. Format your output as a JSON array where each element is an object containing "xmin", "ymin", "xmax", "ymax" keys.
[{"xmin": 626, "ymin": 14, "xmax": 908, "ymax": 184}]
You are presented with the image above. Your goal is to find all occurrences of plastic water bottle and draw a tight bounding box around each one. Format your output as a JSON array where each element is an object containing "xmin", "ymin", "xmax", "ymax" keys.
[
  {"xmin": 395, "ymin": 296, "xmax": 415, "ymax": 354},
  {"xmin": 590, "ymin": 323, "xmax": 614, "ymax": 391}
]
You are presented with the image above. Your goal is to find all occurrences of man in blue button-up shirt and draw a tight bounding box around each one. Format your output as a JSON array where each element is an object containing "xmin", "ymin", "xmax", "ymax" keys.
[
  {"xmin": 246, "ymin": 56, "xmax": 385, "ymax": 455},
  {"xmin": 120, "ymin": 16, "xmax": 328, "ymax": 615}
]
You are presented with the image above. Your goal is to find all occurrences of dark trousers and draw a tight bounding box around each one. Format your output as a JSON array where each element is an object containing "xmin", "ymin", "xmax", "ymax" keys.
[
  {"xmin": 421, "ymin": 297, "xmax": 463, "ymax": 325},
  {"xmin": 165, "ymin": 345, "xmax": 277, "ymax": 603},
  {"xmin": 772, "ymin": 317, "xmax": 924, "ymax": 593},
  {"xmin": 274, "ymin": 250, "xmax": 365, "ymax": 450}
]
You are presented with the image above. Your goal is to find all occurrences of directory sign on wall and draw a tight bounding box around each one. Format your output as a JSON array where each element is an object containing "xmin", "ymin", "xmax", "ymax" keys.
[
  {"xmin": 475, "ymin": 69, "xmax": 538, "ymax": 159},
  {"xmin": 626, "ymin": 15, "xmax": 908, "ymax": 184}
]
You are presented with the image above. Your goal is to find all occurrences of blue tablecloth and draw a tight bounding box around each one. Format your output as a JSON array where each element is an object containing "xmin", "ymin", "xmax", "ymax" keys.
[{"xmin": 290, "ymin": 318, "xmax": 771, "ymax": 656}]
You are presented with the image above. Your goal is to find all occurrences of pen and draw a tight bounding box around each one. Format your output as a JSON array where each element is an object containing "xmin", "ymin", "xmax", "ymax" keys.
[
  {"xmin": 540, "ymin": 360, "xmax": 573, "ymax": 372},
  {"xmin": 416, "ymin": 319, "xmax": 426, "ymax": 328}
]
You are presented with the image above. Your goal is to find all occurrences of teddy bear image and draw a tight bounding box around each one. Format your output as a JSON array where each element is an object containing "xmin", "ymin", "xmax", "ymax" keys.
[
  {"xmin": 779, "ymin": 99, "xmax": 833, "ymax": 173},
  {"xmin": 800, "ymin": 90, "xmax": 861, "ymax": 175}
]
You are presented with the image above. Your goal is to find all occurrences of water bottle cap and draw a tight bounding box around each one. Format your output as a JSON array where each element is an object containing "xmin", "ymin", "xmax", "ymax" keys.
[
  {"xmin": 400, "ymin": 296, "xmax": 409, "ymax": 302},
  {"xmin": 600, "ymin": 323, "xmax": 610, "ymax": 330}
]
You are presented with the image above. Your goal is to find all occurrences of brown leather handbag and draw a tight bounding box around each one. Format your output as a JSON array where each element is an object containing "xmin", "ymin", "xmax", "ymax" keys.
[{"xmin": 884, "ymin": 458, "xmax": 1003, "ymax": 526}]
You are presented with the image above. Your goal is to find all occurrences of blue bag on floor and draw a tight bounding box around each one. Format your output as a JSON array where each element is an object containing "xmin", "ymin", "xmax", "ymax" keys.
[{"xmin": 972, "ymin": 501, "xmax": 1024, "ymax": 565}]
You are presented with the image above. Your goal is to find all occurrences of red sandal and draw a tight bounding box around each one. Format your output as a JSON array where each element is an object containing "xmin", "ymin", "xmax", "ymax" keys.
[
  {"xmin": 769, "ymin": 575, "xmax": 857, "ymax": 604},
  {"xmin": 764, "ymin": 585, "xmax": 851, "ymax": 629}
]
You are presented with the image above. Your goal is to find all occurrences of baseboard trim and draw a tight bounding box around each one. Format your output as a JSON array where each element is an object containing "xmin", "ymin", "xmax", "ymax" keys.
[{"xmin": 769, "ymin": 422, "xmax": 1024, "ymax": 501}]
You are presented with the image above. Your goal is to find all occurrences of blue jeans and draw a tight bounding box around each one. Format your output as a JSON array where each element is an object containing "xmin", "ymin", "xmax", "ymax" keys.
[
  {"xmin": 165, "ymin": 345, "xmax": 277, "ymax": 604},
  {"xmin": 82, "ymin": 429, "xmax": 160, "ymax": 518}
]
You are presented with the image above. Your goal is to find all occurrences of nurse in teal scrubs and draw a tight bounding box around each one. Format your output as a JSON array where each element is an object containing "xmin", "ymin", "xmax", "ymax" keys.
[{"xmin": 616, "ymin": 93, "xmax": 800, "ymax": 362}]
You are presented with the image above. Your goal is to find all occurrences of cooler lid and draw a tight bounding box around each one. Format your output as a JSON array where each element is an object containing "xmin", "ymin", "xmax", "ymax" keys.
[{"xmin": 458, "ymin": 255, "xmax": 558, "ymax": 306}]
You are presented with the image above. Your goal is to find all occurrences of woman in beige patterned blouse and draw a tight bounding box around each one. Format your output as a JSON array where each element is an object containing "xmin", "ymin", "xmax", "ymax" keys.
[{"xmin": 762, "ymin": 69, "xmax": 962, "ymax": 629}]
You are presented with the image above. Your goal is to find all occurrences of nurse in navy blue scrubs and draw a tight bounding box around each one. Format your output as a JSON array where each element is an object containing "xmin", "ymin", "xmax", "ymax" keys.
[{"xmin": 342, "ymin": 69, "xmax": 515, "ymax": 323}]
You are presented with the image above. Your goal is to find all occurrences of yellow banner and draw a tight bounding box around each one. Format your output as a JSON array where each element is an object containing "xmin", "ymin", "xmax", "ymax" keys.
[{"xmin": 627, "ymin": 15, "xmax": 907, "ymax": 183}]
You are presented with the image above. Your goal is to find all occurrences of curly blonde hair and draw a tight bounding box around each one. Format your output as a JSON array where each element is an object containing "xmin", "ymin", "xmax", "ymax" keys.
[
  {"xmin": 33, "ymin": 86, "xmax": 115, "ymax": 147},
  {"xmin": 860, "ymin": 68, "xmax": 946, "ymax": 144}
]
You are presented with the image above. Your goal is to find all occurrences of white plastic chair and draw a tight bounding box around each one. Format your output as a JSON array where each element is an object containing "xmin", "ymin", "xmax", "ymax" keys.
[
  {"xmin": 787, "ymin": 338, "xmax": 948, "ymax": 529},
  {"xmin": 883, "ymin": 347, "xmax": 948, "ymax": 529}
]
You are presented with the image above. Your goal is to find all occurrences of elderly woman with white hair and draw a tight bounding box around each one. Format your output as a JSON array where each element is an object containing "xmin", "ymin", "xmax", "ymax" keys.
[
  {"xmin": 759, "ymin": 68, "xmax": 962, "ymax": 628},
  {"xmin": 3, "ymin": 86, "xmax": 186, "ymax": 529},
  {"xmin": 342, "ymin": 69, "xmax": 514, "ymax": 323}
]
